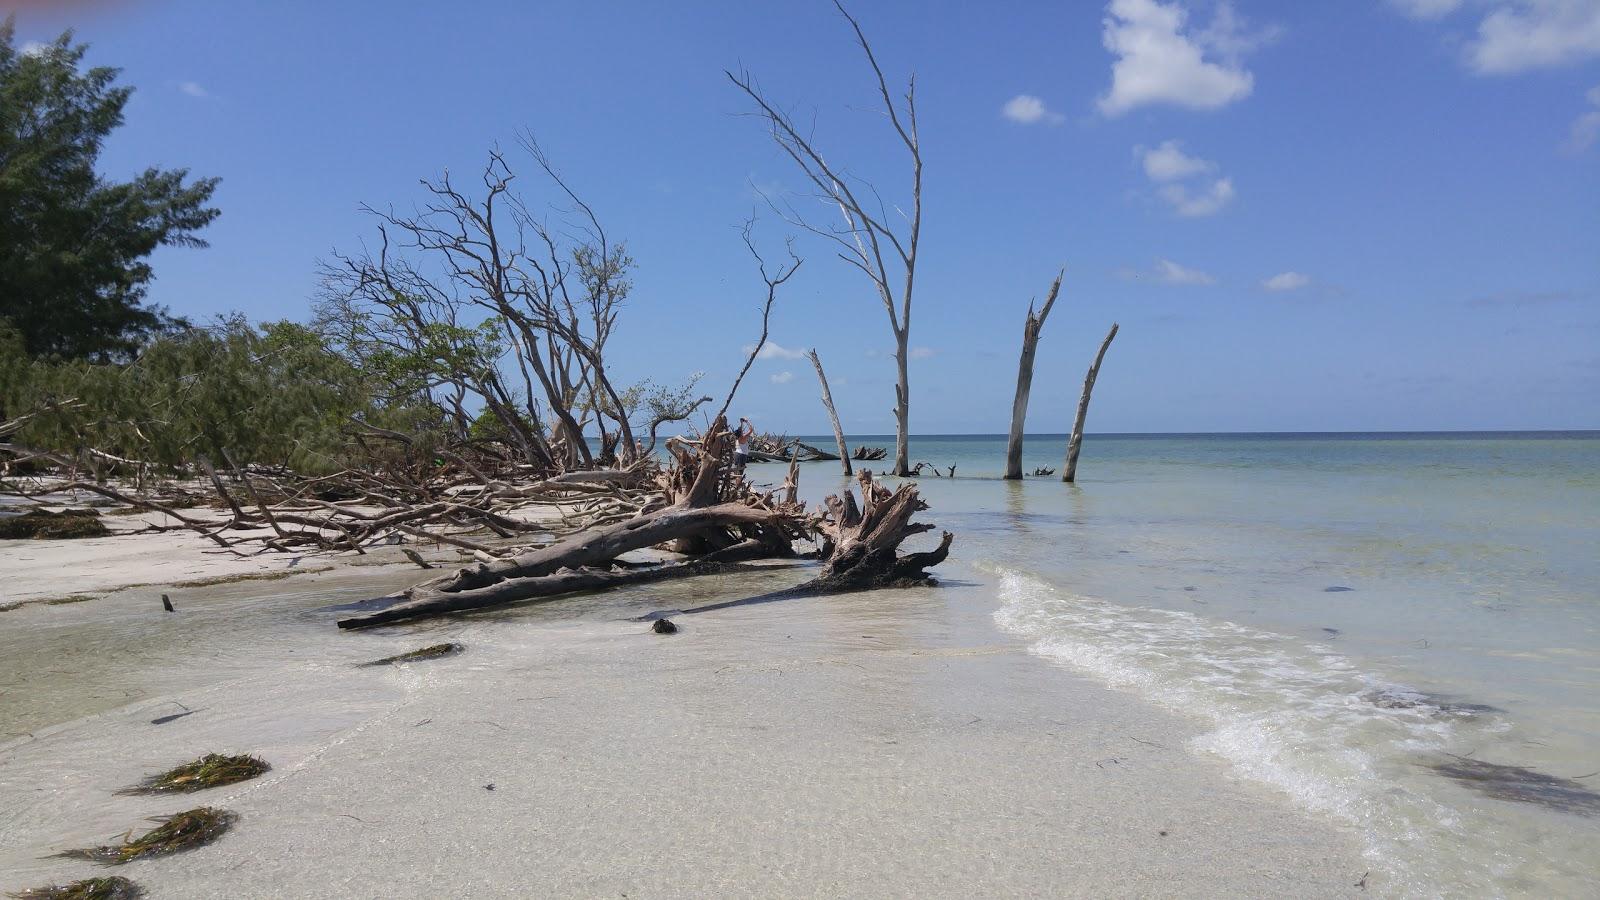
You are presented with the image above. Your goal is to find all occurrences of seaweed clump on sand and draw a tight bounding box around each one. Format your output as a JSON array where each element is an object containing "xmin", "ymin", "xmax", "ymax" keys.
[
  {"xmin": 0, "ymin": 509, "xmax": 109, "ymax": 540},
  {"xmin": 59, "ymin": 808, "xmax": 236, "ymax": 864},
  {"xmin": 358, "ymin": 642, "xmax": 464, "ymax": 667},
  {"xmin": 7, "ymin": 877, "xmax": 142, "ymax": 899},
  {"xmin": 120, "ymin": 754, "xmax": 270, "ymax": 795}
]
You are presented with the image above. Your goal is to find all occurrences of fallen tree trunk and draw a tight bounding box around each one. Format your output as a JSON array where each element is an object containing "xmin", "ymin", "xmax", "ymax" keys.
[
  {"xmin": 791, "ymin": 441, "xmax": 840, "ymax": 462},
  {"xmin": 1063, "ymin": 322, "xmax": 1119, "ymax": 484},
  {"xmin": 337, "ymin": 557, "xmax": 785, "ymax": 629},
  {"xmin": 351, "ymin": 500, "xmax": 783, "ymax": 606},
  {"xmin": 338, "ymin": 449, "xmax": 952, "ymax": 628}
]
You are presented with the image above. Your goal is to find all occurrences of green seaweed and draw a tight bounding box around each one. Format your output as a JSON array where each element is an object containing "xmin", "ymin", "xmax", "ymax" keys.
[
  {"xmin": 359, "ymin": 642, "xmax": 464, "ymax": 667},
  {"xmin": 7, "ymin": 877, "xmax": 141, "ymax": 900},
  {"xmin": 120, "ymin": 754, "xmax": 270, "ymax": 795},
  {"xmin": 58, "ymin": 807, "xmax": 235, "ymax": 865},
  {"xmin": 0, "ymin": 509, "xmax": 109, "ymax": 540}
]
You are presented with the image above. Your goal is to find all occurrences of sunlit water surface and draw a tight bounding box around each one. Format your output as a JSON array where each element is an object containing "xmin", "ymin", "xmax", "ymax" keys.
[{"xmin": 756, "ymin": 432, "xmax": 1600, "ymax": 895}]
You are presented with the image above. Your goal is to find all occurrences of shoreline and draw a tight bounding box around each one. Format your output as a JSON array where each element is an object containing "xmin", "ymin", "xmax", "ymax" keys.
[{"xmin": 0, "ymin": 544, "xmax": 1371, "ymax": 898}]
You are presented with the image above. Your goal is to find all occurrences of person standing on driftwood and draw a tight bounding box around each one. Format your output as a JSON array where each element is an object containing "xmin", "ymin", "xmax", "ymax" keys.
[{"xmin": 733, "ymin": 418, "xmax": 755, "ymax": 472}]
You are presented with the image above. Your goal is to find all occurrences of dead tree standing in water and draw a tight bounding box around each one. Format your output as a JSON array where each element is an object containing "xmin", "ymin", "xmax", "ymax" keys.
[
  {"xmin": 1063, "ymin": 323, "xmax": 1119, "ymax": 483},
  {"xmin": 806, "ymin": 349, "xmax": 852, "ymax": 476},
  {"xmin": 728, "ymin": 0, "xmax": 922, "ymax": 477},
  {"xmin": 1003, "ymin": 270, "xmax": 1063, "ymax": 480}
]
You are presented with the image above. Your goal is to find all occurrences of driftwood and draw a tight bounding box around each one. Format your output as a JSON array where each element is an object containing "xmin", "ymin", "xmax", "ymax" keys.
[
  {"xmin": 806, "ymin": 348, "xmax": 852, "ymax": 475},
  {"xmin": 684, "ymin": 470, "xmax": 952, "ymax": 617},
  {"xmin": 851, "ymin": 446, "xmax": 888, "ymax": 461},
  {"xmin": 1064, "ymin": 323, "xmax": 1119, "ymax": 483},
  {"xmin": 339, "ymin": 417, "xmax": 803, "ymax": 628},
  {"xmin": 746, "ymin": 435, "xmax": 840, "ymax": 464},
  {"xmin": 1031, "ymin": 466, "xmax": 1055, "ymax": 477},
  {"xmin": 809, "ymin": 470, "xmax": 952, "ymax": 590},
  {"xmin": 338, "ymin": 420, "xmax": 952, "ymax": 629},
  {"xmin": 1004, "ymin": 270, "xmax": 1063, "ymax": 480},
  {"xmin": 1, "ymin": 440, "xmax": 661, "ymax": 558}
]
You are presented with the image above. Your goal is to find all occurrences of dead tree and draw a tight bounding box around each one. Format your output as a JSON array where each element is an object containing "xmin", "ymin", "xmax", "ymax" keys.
[
  {"xmin": 319, "ymin": 141, "xmax": 646, "ymax": 472},
  {"xmin": 337, "ymin": 417, "xmax": 951, "ymax": 629},
  {"xmin": 1004, "ymin": 271, "xmax": 1063, "ymax": 480},
  {"xmin": 1063, "ymin": 323, "xmax": 1119, "ymax": 484},
  {"xmin": 716, "ymin": 221, "xmax": 802, "ymax": 423},
  {"xmin": 805, "ymin": 349, "xmax": 852, "ymax": 476},
  {"xmin": 728, "ymin": 0, "xmax": 922, "ymax": 477},
  {"xmin": 809, "ymin": 470, "xmax": 951, "ymax": 590}
]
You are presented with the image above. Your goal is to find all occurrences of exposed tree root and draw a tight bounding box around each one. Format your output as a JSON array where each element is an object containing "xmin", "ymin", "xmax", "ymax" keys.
[{"xmin": 337, "ymin": 419, "xmax": 952, "ymax": 629}]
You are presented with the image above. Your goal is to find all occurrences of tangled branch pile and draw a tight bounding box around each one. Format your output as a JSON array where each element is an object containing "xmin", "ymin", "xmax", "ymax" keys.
[{"xmin": 338, "ymin": 416, "xmax": 950, "ymax": 628}]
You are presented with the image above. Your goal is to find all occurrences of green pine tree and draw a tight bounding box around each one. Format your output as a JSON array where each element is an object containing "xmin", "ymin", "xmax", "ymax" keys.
[{"xmin": 0, "ymin": 18, "xmax": 219, "ymax": 361}]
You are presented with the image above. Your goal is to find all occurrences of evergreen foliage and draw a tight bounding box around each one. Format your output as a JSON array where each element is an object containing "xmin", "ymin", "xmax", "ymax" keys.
[{"xmin": 0, "ymin": 20, "xmax": 219, "ymax": 361}]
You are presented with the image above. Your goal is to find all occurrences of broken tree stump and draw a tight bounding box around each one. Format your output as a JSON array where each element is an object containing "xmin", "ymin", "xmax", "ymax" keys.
[{"xmin": 1063, "ymin": 322, "xmax": 1119, "ymax": 483}]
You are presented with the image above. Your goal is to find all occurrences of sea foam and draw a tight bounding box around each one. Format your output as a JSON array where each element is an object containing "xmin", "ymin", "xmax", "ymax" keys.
[{"xmin": 987, "ymin": 564, "xmax": 1558, "ymax": 897}]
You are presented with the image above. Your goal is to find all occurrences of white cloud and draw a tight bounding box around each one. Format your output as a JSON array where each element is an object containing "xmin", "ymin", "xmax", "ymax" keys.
[
  {"xmin": 1564, "ymin": 84, "xmax": 1600, "ymax": 152},
  {"xmin": 1139, "ymin": 139, "xmax": 1215, "ymax": 181},
  {"xmin": 19, "ymin": 40, "xmax": 50, "ymax": 57},
  {"xmin": 769, "ymin": 371, "xmax": 794, "ymax": 384},
  {"xmin": 909, "ymin": 346, "xmax": 936, "ymax": 359},
  {"xmin": 742, "ymin": 341, "xmax": 805, "ymax": 361},
  {"xmin": 1158, "ymin": 176, "xmax": 1235, "ymax": 217},
  {"xmin": 1098, "ymin": 0, "xmax": 1262, "ymax": 116},
  {"xmin": 1155, "ymin": 259, "xmax": 1217, "ymax": 285},
  {"xmin": 1262, "ymin": 271, "xmax": 1311, "ymax": 291},
  {"xmin": 1136, "ymin": 139, "xmax": 1233, "ymax": 217},
  {"xmin": 178, "ymin": 81, "xmax": 210, "ymax": 98},
  {"xmin": 1389, "ymin": 0, "xmax": 1466, "ymax": 20},
  {"xmin": 1469, "ymin": 0, "xmax": 1600, "ymax": 73},
  {"xmin": 1002, "ymin": 94, "xmax": 1064, "ymax": 125}
]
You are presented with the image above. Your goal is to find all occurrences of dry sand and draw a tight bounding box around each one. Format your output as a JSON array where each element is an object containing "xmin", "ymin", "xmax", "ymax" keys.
[
  {"xmin": 0, "ymin": 506, "xmax": 329, "ymax": 608},
  {"xmin": 0, "ymin": 548, "xmax": 1370, "ymax": 898}
]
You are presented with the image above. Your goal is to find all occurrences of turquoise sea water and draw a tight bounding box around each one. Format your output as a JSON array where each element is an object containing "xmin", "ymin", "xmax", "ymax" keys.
[{"xmin": 751, "ymin": 431, "xmax": 1600, "ymax": 895}]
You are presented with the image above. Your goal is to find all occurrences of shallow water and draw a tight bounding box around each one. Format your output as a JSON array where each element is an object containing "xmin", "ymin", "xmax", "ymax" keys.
[{"xmin": 752, "ymin": 432, "xmax": 1600, "ymax": 896}]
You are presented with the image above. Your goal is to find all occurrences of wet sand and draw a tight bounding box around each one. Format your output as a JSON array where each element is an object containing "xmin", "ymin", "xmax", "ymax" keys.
[{"xmin": 0, "ymin": 561, "xmax": 1369, "ymax": 898}]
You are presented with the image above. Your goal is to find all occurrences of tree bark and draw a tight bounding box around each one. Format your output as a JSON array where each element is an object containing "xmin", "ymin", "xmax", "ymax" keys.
[
  {"xmin": 1004, "ymin": 271, "xmax": 1063, "ymax": 480},
  {"xmin": 1063, "ymin": 323, "xmax": 1119, "ymax": 484},
  {"xmin": 894, "ymin": 335, "xmax": 911, "ymax": 477},
  {"xmin": 337, "ymin": 556, "xmax": 776, "ymax": 629},
  {"xmin": 812, "ymin": 470, "xmax": 950, "ymax": 589},
  {"xmin": 336, "ymin": 499, "xmax": 785, "ymax": 629},
  {"xmin": 806, "ymin": 349, "xmax": 852, "ymax": 476},
  {"xmin": 336, "ymin": 463, "xmax": 949, "ymax": 629}
]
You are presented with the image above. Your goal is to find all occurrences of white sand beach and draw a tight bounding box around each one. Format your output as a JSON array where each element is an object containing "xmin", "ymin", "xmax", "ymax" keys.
[{"xmin": 0, "ymin": 547, "xmax": 1370, "ymax": 898}]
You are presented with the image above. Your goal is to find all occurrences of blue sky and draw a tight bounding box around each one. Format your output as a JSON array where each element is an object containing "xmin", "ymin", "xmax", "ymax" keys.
[{"xmin": 8, "ymin": 0, "xmax": 1599, "ymax": 432}]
